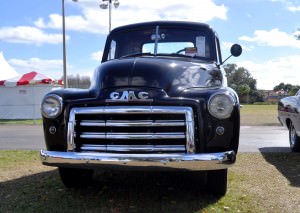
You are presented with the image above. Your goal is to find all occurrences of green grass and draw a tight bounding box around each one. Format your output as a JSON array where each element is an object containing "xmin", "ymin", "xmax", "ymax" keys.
[
  {"xmin": 1, "ymin": 151, "xmax": 300, "ymax": 212},
  {"xmin": 0, "ymin": 119, "xmax": 42, "ymax": 125},
  {"xmin": 240, "ymin": 104, "xmax": 279, "ymax": 126},
  {"xmin": 0, "ymin": 150, "xmax": 39, "ymax": 169}
]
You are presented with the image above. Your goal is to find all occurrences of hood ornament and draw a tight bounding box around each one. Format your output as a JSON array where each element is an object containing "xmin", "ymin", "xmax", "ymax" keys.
[{"xmin": 106, "ymin": 91, "xmax": 153, "ymax": 102}]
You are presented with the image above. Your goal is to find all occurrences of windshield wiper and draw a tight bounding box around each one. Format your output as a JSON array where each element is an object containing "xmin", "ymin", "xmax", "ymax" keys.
[{"xmin": 119, "ymin": 52, "xmax": 154, "ymax": 59}]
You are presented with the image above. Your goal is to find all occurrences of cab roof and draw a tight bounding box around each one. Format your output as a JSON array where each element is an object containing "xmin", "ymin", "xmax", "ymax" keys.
[{"xmin": 110, "ymin": 21, "xmax": 215, "ymax": 34}]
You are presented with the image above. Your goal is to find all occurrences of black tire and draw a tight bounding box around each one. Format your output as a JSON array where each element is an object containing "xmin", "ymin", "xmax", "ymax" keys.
[
  {"xmin": 206, "ymin": 169, "xmax": 228, "ymax": 196},
  {"xmin": 58, "ymin": 167, "xmax": 94, "ymax": 188},
  {"xmin": 289, "ymin": 122, "xmax": 300, "ymax": 152}
]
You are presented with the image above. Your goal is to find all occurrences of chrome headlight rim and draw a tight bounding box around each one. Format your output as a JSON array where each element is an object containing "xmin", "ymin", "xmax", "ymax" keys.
[
  {"xmin": 208, "ymin": 92, "xmax": 235, "ymax": 119},
  {"xmin": 41, "ymin": 94, "xmax": 63, "ymax": 119}
]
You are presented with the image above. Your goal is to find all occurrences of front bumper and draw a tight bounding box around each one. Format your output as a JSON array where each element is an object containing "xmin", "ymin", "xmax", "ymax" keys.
[{"xmin": 40, "ymin": 150, "xmax": 236, "ymax": 171}]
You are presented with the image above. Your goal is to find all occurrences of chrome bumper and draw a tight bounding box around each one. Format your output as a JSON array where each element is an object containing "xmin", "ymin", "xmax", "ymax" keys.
[{"xmin": 40, "ymin": 150, "xmax": 236, "ymax": 171}]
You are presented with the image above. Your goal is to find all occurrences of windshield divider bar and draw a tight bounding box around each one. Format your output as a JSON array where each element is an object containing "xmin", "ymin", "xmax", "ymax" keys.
[{"xmin": 154, "ymin": 25, "xmax": 159, "ymax": 56}]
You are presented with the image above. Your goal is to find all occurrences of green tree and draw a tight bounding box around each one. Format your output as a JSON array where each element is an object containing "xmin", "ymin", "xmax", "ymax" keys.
[
  {"xmin": 224, "ymin": 64, "xmax": 261, "ymax": 103},
  {"xmin": 273, "ymin": 82, "xmax": 300, "ymax": 96}
]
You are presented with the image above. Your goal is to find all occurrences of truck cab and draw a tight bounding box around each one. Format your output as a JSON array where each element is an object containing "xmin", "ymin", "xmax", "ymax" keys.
[{"xmin": 40, "ymin": 21, "xmax": 242, "ymax": 195}]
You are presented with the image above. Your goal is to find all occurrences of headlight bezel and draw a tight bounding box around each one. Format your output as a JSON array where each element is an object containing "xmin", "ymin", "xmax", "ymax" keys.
[
  {"xmin": 41, "ymin": 94, "xmax": 63, "ymax": 119},
  {"xmin": 208, "ymin": 92, "xmax": 235, "ymax": 119}
]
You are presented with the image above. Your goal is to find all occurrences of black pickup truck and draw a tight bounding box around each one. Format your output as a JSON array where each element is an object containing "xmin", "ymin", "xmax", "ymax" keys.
[{"xmin": 40, "ymin": 21, "xmax": 242, "ymax": 195}]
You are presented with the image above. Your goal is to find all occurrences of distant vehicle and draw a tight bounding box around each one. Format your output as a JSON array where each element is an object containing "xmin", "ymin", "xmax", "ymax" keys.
[
  {"xmin": 40, "ymin": 21, "xmax": 242, "ymax": 195},
  {"xmin": 278, "ymin": 90, "xmax": 300, "ymax": 152}
]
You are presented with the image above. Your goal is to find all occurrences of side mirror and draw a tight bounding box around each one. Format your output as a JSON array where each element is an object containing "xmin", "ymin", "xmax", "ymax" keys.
[
  {"xmin": 221, "ymin": 44, "xmax": 242, "ymax": 65},
  {"xmin": 231, "ymin": 44, "xmax": 242, "ymax": 57}
]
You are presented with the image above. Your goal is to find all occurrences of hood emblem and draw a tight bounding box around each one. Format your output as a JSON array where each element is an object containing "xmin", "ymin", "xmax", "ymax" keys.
[{"xmin": 106, "ymin": 91, "xmax": 153, "ymax": 102}]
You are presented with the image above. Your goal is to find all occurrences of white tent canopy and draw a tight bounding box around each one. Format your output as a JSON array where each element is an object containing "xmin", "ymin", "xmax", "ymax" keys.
[
  {"xmin": 0, "ymin": 52, "xmax": 19, "ymax": 80},
  {"xmin": 0, "ymin": 71, "xmax": 62, "ymax": 119}
]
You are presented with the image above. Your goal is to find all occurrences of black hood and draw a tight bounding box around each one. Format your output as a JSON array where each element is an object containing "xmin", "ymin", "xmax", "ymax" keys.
[{"xmin": 96, "ymin": 57, "xmax": 223, "ymax": 96}]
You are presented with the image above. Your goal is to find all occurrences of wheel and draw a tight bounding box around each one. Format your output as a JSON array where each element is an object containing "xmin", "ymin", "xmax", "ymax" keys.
[
  {"xmin": 289, "ymin": 122, "xmax": 300, "ymax": 152},
  {"xmin": 58, "ymin": 167, "xmax": 94, "ymax": 188},
  {"xmin": 206, "ymin": 169, "xmax": 228, "ymax": 196}
]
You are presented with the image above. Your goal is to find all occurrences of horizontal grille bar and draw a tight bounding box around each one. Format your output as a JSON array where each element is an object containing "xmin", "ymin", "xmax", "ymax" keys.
[
  {"xmin": 70, "ymin": 106, "xmax": 194, "ymax": 119},
  {"xmin": 81, "ymin": 144, "xmax": 185, "ymax": 152},
  {"xmin": 80, "ymin": 132, "xmax": 185, "ymax": 140},
  {"xmin": 80, "ymin": 120, "xmax": 185, "ymax": 127}
]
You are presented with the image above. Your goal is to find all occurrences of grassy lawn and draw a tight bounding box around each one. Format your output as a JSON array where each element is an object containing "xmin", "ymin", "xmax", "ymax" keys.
[
  {"xmin": 1, "ymin": 151, "xmax": 300, "ymax": 212},
  {"xmin": 240, "ymin": 104, "xmax": 279, "ymax": 126},
  {"xmin": 0, "ymin": 119, "xmax": 42, "ymax": 125}
]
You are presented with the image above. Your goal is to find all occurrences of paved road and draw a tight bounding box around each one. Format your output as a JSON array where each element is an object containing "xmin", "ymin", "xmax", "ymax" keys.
[
  {"xmin": 0, "ymin": 125, "xmax": 45, "ymax": 150},
  {"xmin": 0, "ymin": 125, "xmax": 290, "ymax": 152}
]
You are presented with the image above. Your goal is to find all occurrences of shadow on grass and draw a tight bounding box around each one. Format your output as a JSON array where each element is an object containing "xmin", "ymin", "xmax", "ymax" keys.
[
  {"xmin": 0, "ymin": 169, "xmax": 221, "ymax": 213},
  {"xmin": 259, "ymin": 149, "xmax": 300, "ymax": 188}
]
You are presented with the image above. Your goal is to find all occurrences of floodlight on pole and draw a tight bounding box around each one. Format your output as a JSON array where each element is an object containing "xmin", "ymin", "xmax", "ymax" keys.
[{"xmin": 100, "ymin": 0, "xmax": 120, "ymax": 32}]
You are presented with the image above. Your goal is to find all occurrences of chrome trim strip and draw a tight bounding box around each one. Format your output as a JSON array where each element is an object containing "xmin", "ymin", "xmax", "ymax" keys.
[
  {"xmin": 71, "ymin": 106, "xmax": 192, "ymax": 115},
  {"xmin": 80, "ymin": 120, "xmax": 185, "ymax": 127},
  {"xmin": 80, "ymin": 132, "xmax": 185, "ymax": 140},
  {"xmin": 185, "ymin": 109, "xmax": 195, "ymax": 153},
  {"xmin": 80, "ymin": 120, "xmax": 106, "ymax": 127},
  {"xmin": 81, "ymin": 144, "xmax": 186, "ymax": 152},
  {"xmin": 40, "ymin": 150, "xmax": 236, "ymax": 171},
  {"xmin": 81, "ymin": 144, "xmax": 106, "ymax": 151}
]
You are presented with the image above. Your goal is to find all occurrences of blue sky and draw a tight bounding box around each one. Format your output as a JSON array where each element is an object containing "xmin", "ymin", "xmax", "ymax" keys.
[{"xmin": 0, "ymin": 0, "xmax": 299, "ymax": 89}]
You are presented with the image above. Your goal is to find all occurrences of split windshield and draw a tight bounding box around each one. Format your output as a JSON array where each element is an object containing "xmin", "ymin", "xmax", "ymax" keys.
[{"xmin": 105, "ymin": 26, "xmax": 212, "ymax": 61}]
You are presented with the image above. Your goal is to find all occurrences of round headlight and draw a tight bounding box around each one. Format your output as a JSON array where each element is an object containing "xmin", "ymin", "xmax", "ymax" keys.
[
  {"xmin": 208, "ymin": 93, "xmax": 234, "ymax": 119},
  {"xmin": 41, "ymin": 94, "xmax": 63, "ymax": 118}
]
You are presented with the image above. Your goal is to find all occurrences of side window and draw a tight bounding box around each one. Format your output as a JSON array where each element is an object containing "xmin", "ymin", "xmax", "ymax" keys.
[{"xmin": 108, "ymin": 40, "xmax": 116, "ymax": 60}]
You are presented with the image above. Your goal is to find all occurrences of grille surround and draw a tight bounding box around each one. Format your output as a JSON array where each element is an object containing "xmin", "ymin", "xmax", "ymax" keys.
[{"xmin": 67, "ymin": 106, "xmax": 195, "ymax": 154}]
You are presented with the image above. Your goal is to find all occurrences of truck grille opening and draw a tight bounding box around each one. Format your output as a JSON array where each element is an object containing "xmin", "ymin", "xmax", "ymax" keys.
[{"xmin": 67, "ymin": 106, "xmax": 195, "ymax": 154}]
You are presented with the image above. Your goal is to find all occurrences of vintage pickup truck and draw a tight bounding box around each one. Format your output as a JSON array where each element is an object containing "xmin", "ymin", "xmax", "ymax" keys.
[{"xmin": 40, "ymin": 21, "xmax": 242, "ymax": 195}]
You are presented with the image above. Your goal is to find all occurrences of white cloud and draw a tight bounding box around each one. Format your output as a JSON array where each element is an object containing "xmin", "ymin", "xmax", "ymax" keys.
[
  {"xmin": 36, "ymin": 0, "xmax": 228, "ymax": 34},
  {"xmin": 271, "ymin": 0, "xmax": 300, "ymax": 12},
  {"xmin": 8, "ymin": 57, "xmax": 96, "ymax": 79},
  {"xmin": 288, "ymin": 5, "xmax": 300, "ymax": 11},
  {"xmin": 8, "ymin": 58, "xmax": 64, "ymax": 78},
  {"xmin": 239, "ymin": 28, "xmax": 300, "ymax": 48},
  {"xmin": 222, "ymin": 42, "xmax": 233, "ymax": 50},
  {"xmin": 237, "ymin": 55, "xmax": 300, "ymax": 90},
  {"xmin": 0, "ymin": 26, "xmax": 68, "ymax": 45},
  {"xmin": 90, "ymin": 50, "xmax": 103, "ymax": 61},
  {"xmin": 35, "ymin": 14, "xmax": 101, "ymax": 34},
  {"xmin": 222, "ymin": 42, "xmax": 254, "ymax": 52}
]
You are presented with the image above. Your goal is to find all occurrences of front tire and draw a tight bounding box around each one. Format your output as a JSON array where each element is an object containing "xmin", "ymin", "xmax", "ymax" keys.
[
  {"xmin": 289, "ymin": 122, "xmax": 300, "ymax": 152},
  {"xmin": 206, "ymin": 169, "xmax": 228, "ymax": 196},
  {"xmin": 59, "ymin": 167, "xmax": 94, "ymax": 188}
]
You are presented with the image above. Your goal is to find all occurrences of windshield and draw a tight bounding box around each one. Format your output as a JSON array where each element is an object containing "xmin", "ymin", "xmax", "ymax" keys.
[{"xmin": 105, "ymin": 26, "xmax": 212, "ymax": 61}]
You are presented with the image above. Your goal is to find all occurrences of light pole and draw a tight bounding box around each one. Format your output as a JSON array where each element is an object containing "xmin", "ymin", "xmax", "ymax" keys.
[
  {"xmin": 100, "ymin": 0, "xmax": 120, "ymax": 33},
  {"xmin": 62, "ymin": 0, "xmax": 67, "ymax": 88},
  {"xmin": 62, "ymin": 0, "xmax": 78, "ymax": 88}
]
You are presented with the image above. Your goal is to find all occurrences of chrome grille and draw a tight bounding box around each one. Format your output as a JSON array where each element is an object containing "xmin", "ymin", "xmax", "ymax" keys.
[{"xmin": 67, "ymin": 106, "xmax": 195, "ymax": 154}]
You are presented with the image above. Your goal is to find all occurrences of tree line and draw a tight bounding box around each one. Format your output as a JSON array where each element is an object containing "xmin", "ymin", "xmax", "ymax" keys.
[
  {"xmin": 224, "ymin": 64, "xmax": 264, "ymax": 103},
  {"xmin": 66, "ymin": 74, "xmax": 91, "ymax": 89},
  {"xmin": 224, "ymin": 63, "xmax": 300, "ymax": 103}
]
